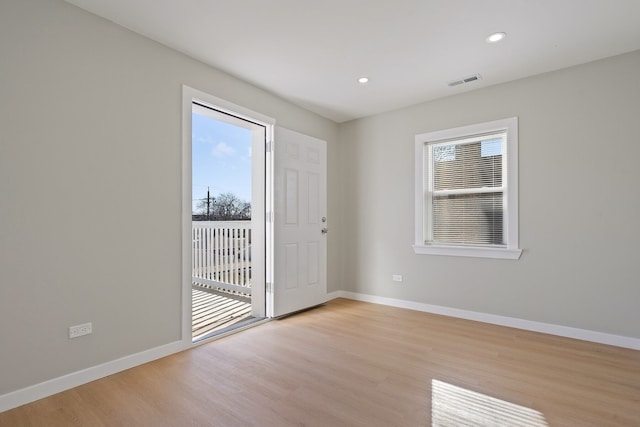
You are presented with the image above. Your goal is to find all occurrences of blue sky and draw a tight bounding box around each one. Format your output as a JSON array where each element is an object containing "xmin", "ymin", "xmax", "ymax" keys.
[{"xmin": 192, "ymin": 112, "xmax": 252, "ymax": 213}]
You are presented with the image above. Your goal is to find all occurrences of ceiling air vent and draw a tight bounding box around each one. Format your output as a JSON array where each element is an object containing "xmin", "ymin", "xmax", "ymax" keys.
[{"xmin": 448, "ymin": 74, "xmax": 482, "ymax": 87}]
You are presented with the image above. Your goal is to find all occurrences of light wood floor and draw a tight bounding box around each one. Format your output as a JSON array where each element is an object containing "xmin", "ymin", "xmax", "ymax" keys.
[{"xmin": 1, "ymin": 298, "xmax": 639, "ymax": 426}]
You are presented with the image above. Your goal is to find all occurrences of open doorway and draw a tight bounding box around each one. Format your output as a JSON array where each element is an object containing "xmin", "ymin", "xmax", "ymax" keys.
[
  {"xmin": 182, "ymin": 86, "xmax": 328, "ymax": 344},
  {"xmin": 190, "ymin": 101, "xmax": 267, "ymax": 342}
]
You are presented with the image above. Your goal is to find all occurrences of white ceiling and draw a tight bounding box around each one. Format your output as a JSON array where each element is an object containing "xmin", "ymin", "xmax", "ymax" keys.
[{"xmin": 66, "ymin": 0, "xmax": 640, "ymax": 123}]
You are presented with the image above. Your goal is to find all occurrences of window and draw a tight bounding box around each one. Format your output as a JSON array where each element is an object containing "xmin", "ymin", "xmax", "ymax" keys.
[{"xmin": 414, "ymin": 117, "xmax": 521, "ymax": 259}]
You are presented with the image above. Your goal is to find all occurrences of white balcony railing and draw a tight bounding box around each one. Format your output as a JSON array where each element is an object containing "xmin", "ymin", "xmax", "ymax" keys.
[{"xmin": 192, "ymin": 221, "xmax": 251, "ymax": 296}]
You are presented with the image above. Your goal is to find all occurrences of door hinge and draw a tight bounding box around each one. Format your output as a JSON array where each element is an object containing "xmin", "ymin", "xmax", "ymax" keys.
[
  {"xmin": 266, "ymin": 282, "xmax": 273, "ymax": 293},
  {"xmin": 266, "ymin": 140, "xmax": 273, "ymax": 153}
]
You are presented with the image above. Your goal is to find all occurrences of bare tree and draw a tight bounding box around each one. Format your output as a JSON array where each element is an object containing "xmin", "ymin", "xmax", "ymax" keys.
[{"xmin": 194, "ymin": 192, "xmax": 250, "ymax": 220}]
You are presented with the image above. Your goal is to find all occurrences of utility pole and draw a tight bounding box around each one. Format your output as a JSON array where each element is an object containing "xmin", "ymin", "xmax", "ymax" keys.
[{"xmin": 207, "ymin": 187, "xmax": 211, "ymax": 220}]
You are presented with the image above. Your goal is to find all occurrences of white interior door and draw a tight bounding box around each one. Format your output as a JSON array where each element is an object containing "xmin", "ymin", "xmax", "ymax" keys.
[{"xmin": 271, "ymin": 127, "xmax": 327, "ymax": 317}]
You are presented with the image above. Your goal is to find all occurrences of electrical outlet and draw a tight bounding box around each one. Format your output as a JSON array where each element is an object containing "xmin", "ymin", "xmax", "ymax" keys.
[
  {"xmin": 69, "ymin": 322, "xmax": 92, "ymax": 339},
  {"xmin": 392, "ymin": 275, "xmax": 403, "ymax": 282}
]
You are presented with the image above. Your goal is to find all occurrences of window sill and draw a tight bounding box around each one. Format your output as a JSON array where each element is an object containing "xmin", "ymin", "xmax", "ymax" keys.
[{"xmin": 412, "ymin": 244, "xmax": 522, "ymax": 260}]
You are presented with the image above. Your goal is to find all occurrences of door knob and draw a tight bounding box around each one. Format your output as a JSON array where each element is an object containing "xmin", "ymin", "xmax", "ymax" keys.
[{"xmin": 321, "ymin": 228, "xmax": 328, "ymax": 234}]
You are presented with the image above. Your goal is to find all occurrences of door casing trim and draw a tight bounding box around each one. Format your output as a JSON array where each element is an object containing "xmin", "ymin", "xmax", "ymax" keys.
[{"xmin": 181, "ymin": 85, "xmax": 275, "ymax": 346}]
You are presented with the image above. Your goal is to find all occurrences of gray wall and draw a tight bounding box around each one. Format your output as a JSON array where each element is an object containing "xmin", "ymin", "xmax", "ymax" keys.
[
  {"xmin": 0, "ymin": 0, "xmax": 339, "ymax": 394},
  {"xmin": 338, "ymin": 50, "xmax": 640, "ymax": 339}
]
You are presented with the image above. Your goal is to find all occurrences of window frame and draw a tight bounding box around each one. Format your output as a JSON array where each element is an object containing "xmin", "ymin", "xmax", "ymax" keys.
[{"xmin": 413, "ymin": 117, "xmax": 522, "ymax": 259}]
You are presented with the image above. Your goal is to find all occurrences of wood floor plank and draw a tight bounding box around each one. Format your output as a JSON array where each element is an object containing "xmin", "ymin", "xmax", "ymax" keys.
[{"xmin": 1, "ymin": 298, "xmax": 638, "ymax": 426}]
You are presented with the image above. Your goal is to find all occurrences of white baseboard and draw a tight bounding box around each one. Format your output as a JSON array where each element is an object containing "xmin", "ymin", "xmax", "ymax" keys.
[
  {"xmin": 0, "ymin": 340, "xmax": 186, "ymax": 413},
  {"xmin": 328, "ymin": 291, "xmax": 640, "ymax": 351},
  {"xmin": 4, "ymin": 293, "xmax": 638, "ymax": 413}
]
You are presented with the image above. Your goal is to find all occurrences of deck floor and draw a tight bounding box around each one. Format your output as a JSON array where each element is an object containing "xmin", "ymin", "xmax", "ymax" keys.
[{"xmin": 192, "ymin": 286, "xmax": 253, "ymax": 341}]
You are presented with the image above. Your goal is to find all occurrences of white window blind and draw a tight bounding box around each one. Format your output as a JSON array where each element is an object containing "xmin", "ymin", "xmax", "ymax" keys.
[{"xmin": 426, "ymin": 133, "xmax": 506, "ymax": 246}]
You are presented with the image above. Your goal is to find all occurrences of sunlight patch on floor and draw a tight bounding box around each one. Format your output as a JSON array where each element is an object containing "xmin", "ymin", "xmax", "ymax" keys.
[{"xmin": 432, "ymin": 379, "xmax": 549, "ymax": 427}]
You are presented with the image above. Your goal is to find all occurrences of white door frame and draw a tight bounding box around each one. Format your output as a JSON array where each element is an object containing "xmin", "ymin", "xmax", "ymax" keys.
[{"xmin": 181, "ymin": 85, "xmax": 274, "ymax": 345}]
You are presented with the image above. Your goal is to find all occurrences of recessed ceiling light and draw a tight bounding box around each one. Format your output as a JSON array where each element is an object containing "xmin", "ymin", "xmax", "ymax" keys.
[
  {"xmin": 486, "ymin": 32, "xmax": 506, "ymax": 43},
  {"xmin": 358, "ymin": 77, "xmax": 369, "ymax": 84}
]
